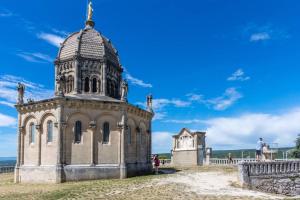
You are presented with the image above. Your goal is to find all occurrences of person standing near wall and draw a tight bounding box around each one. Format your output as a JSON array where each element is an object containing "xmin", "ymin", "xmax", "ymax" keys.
[
  {"xmin": 153, "ymin": 155, "xmax": 160, "ymax": 175},
  {"xmin": 256, "ymin": 138, "xmax": 264, "ymax": 161}
]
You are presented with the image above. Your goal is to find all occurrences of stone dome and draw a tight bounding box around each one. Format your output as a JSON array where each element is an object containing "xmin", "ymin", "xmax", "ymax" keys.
[{"xmin": 57, "ymin": 26, "xmax": 120, "ymax": 65}]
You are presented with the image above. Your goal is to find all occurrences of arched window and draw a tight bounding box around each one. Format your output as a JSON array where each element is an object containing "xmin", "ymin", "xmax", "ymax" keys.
[
  {"xmin": 84, "ymin": 77, "xmax": 90, "ymax": 92},
  {"xmin": 47, "ymin": 120, "xmax": 53, "ymax": 143},
  {"xmin": 128, "ymin": 126, "xmax": 131, "ymax": 145},
  {"xmin": 103, "ymin": 122, "xmax": 110, "ymax": 143},
  {"xmin": 29, "ymin": 123, "xmax": 35, "ymax": 144},
  {"xmin": 75, "ymin": 121, "xmax": 82, "ymax": 143},
  {"xmin": 92, "ymin": 78, "xmax": 97, "ymax": 93}
]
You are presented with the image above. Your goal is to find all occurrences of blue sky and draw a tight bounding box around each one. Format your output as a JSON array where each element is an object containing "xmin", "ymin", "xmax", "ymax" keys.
[{"xmin": 0, "ymin": 0, "xmax": 300, "ymax": 156}]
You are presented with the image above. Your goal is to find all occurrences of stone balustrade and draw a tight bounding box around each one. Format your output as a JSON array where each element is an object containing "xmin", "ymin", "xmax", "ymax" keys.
[
  {"xmin": 245, "ymin": 160, "xmax": 300, "ymax": 176},
  {"xmin": 210, "ymin": 158, "xmax": 256, "ymax": 165},
  {"xmin": 238, "ymin": 160, "xmax": 300, "ymax": 196},
  {"xmin": 0, "ymin": 166, "xmax": 15, "ymax": 174}
]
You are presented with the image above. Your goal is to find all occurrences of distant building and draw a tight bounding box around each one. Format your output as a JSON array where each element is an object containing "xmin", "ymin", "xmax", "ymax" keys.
[
  {"xmin": 171, "ymin": 128, "xmax": 206, "ymax": 166},
  {"xmin": 14, "ymin": 2, "xmax": 154, "ymax": 183}
]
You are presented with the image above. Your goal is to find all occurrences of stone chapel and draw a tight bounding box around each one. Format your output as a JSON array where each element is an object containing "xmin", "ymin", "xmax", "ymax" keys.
[
  {"xmin": 171, "ymin": 128, "xmax": 206, "ymax": 166},
  {"xmin": 14, "ymin": 2, "xmax": 154, "ymax": 183}
]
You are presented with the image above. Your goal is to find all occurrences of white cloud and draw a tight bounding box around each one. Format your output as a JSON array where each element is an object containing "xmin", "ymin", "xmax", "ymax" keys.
[
  {"xmin": 0, "ymin": 75, "xmax": 53, "ymax": 106},
  {"xmin": 152, "ymin": 131, "xmax": 174, "ymax": 153},
  {"xmin": 186, "ymin": 88, "xmax": 242, "ymax": 111},
  {"xmin": 125, "ymin": 73, "xmax": 152, "ymax": 88},
  {"xmin": 204, "ymin": 107, "xmax": 300, "ymax": 149},
  {"xmin": 243, "ymin": 23, "xmax": 289, "ymax": 43},
  {"xmin": 37, "ymin": 32, "xmax": 64, "ymax": 47},
  {"xmin": 250, "ymin": 32, "xmax": 270, "ymax": 42},
  {"xmin": 164, "ymin": 119, "xmax": 203, "ymax": 124},
  {"xmin": 161, "ymin": 107, "xmax": 300, "ymax": 150},
  {"xmin": 0, "ymin": 101, "xmax": 14, "ymax": 108},
  {"xmin": 17, "ymin": 52, "xmax": 53, "ymax": 63},
  {"xmin": 227, "ymin": 68, "xmax": 250, "ymax": 81},
  {"xmin": 51, "ymin": 28, "xmax": 69, "ymax": 37},
  {"xmin": 206, "ymin": 88, "xmax": 242, "ymax": 111},
  {"xmin": 186, "ymin": 93, "xmax": 204, "ymax": 101},
  {"xmin": 0, "ymin": 113, "xmax": 16, "ymax": 127},
  {"xmin": 153, "ymin": 112, "xmax": 167, "ymax": 121},
  {"xmin": 141, "ymin": 98, "xmax": 191, "ymax": 110},
  {"xmin": 136, "ymin": 98, "xmax": 191, "ymax": 120}
]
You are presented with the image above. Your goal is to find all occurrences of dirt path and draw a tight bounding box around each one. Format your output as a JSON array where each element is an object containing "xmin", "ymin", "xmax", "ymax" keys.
[{"xmin": 156, "ymin": 170, "xmax": 294, "ymax": 200}]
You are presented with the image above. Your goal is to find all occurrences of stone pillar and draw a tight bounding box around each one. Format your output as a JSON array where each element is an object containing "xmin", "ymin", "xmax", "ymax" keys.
[
  {"xmin": 148, "ymin": 124, "xmax": 152, "ymax": 164},
  {"xmin": 238, "ymin": 163, "xmax": 251, "ymax": 187},
  {"xmin": 74, "ymin": 59, "xmax": 79, "ymax": 93},
  {"xmin": 89, "ymin": 121, "xmax": 96, "ymax": 165},
  {"xmin": 102, "ymin": 62, "xmax": 107, "ymax": 95},
  {"xmin": 136, "ymin": 127, "xmax": 140, "ymax": 163},
  {"xmin": 20, "ymin": 129, "xmax": 25, "ymax": 165},
  {"xmin": 61, "ymin": 122, "xmax": 67, "ymax": 165},
  {"xmin": 54, "ymin": 64, "xmax": 58, "ymax": 94},
  {"xmin": 118, "ymin": 108, "xmax": 127, "ymax": 179},
  {"xmin": 56, "ymin": 104, "xmax": 64, "ymax": 183},
  {"xmin": 14, "ymin": 118, "xmax": 23, "ymax": 183},
  {"xmin": 89, "ymin": 79, "xmax": 92, "ymax": 93},
  {"xmin": 205, "ymin": 148, "xmax": 211, "ymax": 166},
  {"xmin": 36, "ymin": 125, "xmax": 42, "ymax": 166}
]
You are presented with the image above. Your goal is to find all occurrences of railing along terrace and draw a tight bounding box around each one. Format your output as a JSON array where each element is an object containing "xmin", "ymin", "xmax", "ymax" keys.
[
  {"xmin": 0, "ymin": 166, "xmax": 14, "ymax": 174},
  {"xmin": 210, "ymin": 158, "xmax": 256, "ymax": 165},
  {"xmin": 244, "ymin": 161, "xmax": 300, "ymax": 176},
  {"xmin": 160, "ymin": 159, "xmax": 172, "ymax": 165}
]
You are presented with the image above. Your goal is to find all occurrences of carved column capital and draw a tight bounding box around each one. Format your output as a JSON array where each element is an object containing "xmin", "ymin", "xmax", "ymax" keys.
[
  {"xmin": 35, "ymin": 124, "xmax": 41, "ymax": 131},
  {"xmin": 89, "ymin": 121, "xmax": 97, "ymax": 130}
]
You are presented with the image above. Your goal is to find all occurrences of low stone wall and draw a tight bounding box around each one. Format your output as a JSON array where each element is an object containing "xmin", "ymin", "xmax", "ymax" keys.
[{"xmin": 238, "ymin": 161, "xmax": 300, "ymax": 196}]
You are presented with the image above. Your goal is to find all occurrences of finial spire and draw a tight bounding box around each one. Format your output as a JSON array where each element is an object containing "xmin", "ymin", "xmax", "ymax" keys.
[{"xmin": 85, "ymin": 0, "xmax": 95, "ymax": 28}]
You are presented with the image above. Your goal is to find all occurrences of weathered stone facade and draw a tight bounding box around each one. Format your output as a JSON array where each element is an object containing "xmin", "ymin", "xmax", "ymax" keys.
[
  {"xmin": 238, "ymin": 161, "xmax": 300, "ymax": 196},
  {"xmin": 14, "ymin": 4, "xmax": 153, "ymax": 183},
  {"xmin": 171, "ymin": 128, "xmax": 206, "ymax": 166}
]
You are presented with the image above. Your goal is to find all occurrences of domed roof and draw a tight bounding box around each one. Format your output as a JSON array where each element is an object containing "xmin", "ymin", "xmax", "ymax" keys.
[{"xmin": 57, "ymin": 26, "xmax": 120, "ymax": 64}]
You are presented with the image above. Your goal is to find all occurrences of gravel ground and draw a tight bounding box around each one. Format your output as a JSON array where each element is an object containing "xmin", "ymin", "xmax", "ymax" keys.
[{"xmin": 0, "ymin": 166, "xmax": 298, "ymax": 200}]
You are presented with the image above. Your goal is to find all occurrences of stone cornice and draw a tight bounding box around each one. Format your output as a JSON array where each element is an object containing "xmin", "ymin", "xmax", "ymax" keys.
[{"xmin": 15, "ymin": 97, "xmax": 153, "ymax": 120}]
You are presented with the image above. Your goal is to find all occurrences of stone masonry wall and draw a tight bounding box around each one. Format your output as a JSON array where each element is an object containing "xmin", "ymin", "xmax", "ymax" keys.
[{"xmin": 238, "ymin": 161, "xmax": 300, "ymax": 196}]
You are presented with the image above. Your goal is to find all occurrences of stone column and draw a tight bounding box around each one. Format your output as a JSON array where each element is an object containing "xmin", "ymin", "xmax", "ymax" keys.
[
  {"xmin": 148, "ymin": 122, "xmax": 152, "ymax": 164},
  {"xmin": 74, "ymin": 58, "xmax": 79, "ymax": 93},
  {"xmin": 238, "ymin": 163, "xmax": 251, "ymax": 187},
  {"xmin": 61, "ymin": 122, "xmax": 67, "ymax": 165},
  {"xmin": 102, "ymin": 62, "xmax": 107, "ymax": 96},
  {"xmin": 14, "ymin": 121, "xmax": 24, "ymax": 183},
  {"xmin": 36, "ymin": 125, "xmax": 42, "ymax": 166},
  {"xmin": 54, "ymin": 64, "xmax": 58, "ymax": 94},
  {"xmin": 205, "ymin": 148, "xmax": 211, "ymax": 166},
  {"xmin": 136, "ymin": 127, "xmax": 140, "ymax": 163},
  {"xmin": 20, "ymin": 129, "xmax": 25, "ymax": 165},
  {"xmin": 56, "ymin": 103, "xmax": 64, "ymax": 183},
  {"xmin": 89, "ymin": 121, "xmax": 96, "ymax": 165},
  {"xmin": 89, "ymin": 79, "xmax": 92, "ymax": 93},
  {"xmin": 118, "ymin": 108, "xmax": 127, "ymax": 179},
  {"xmin": 15, "ymin": 114, "xmax": 22, "ymax": 167}
]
